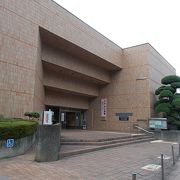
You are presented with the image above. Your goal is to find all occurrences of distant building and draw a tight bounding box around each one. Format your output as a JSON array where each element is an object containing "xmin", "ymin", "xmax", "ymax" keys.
[{"xmin": 0, "ymin": 0, "xmax": 175, "ymax": 131}]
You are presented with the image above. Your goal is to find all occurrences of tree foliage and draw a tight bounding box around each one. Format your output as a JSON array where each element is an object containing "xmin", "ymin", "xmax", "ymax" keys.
[
  {"xmin": 155, "ymin": 86, "xmax": 166, "ymax": 95},
  {"xmin": 155, "ymin": 103, "xmax": 172, "ymax": 114},
  {"xmin": 163, "ymin": 86, "xmax": 176, "ymax": 94},
  {"xmin": 173, "ymin": 93, "xmax": 180, "ymax": 99},
  {"xmin": 171, "ymin": 82, "xmax": 180, "ymax": 88},
  {"xmin": 161, "ymin": 75, "xmax": 180, "ymax": 85},
  {"xmin": 155, "ymin": 75, "xmax": 180, "ymax": 129},
  {"xmin": 159, "ymin": 90, "xmax": 173, "ymax": 99}
]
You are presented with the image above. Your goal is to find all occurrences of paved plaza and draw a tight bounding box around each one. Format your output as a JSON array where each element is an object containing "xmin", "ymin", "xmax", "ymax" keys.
[{"xmin": 0, "ymin": 140, "xmax": 180, "ymax": 180}]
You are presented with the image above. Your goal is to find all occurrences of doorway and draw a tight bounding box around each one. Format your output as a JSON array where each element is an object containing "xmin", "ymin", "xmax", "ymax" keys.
[{"xmin": 60, "ymin": 108, "xmax": 84, "ymax": 129}]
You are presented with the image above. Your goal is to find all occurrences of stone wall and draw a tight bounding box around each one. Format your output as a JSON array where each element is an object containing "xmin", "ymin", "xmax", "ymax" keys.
[{"xmin": 0, "ymin": 133, "xmax": 36, "ymax": 159}]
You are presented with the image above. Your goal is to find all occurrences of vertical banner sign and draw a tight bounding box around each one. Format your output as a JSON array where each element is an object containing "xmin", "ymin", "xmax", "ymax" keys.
[
  {"xmin": 61, "ymin": 113, "xmax": 65, "ymax": 122},
  {"xmin": 101, "ymin": 98, "xmax": 107, "ymax": 117},
  {"xmin": 43, "ymin": 110, "xmax": 53, "ymax": 125}
]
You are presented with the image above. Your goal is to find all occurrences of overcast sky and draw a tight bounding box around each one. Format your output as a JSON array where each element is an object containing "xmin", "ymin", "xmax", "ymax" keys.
[{"xmin": 54, "ymin": 0, "xmax": 180, "ymax": 76}]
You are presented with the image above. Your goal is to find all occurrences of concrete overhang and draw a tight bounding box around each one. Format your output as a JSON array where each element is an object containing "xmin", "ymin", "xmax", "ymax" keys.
[
  {"xmin": 40, "ymin": 27, "xmax": 122, "ymax": 71},
  {"xmin": 42, "ymin": 61, "xmax": 110, "ymax": 85},
  {"xmin": 45, "ymin": 86, "xmax": 96, "ymax": 98}
]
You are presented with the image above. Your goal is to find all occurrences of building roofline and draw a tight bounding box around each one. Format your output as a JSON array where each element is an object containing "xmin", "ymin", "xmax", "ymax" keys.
[
  {"xmin": 148, "ymin": 43, "xmax": 176, "ymax": 71},
  {"xmin": 123, "ymin": 43, "xmax": 149, "ymax": 50},
  {"xmin": 123, "ymin": 42, "xmax": 176, "ymax": 71}
]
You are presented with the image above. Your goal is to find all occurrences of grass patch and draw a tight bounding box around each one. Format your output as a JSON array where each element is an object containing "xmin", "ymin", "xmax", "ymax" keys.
[{"xmin": 0, "ymin": 118, "xmax": 38, "ymax": 140}]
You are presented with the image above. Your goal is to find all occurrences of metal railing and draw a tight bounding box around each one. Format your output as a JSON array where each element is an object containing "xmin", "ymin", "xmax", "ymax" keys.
[{"xmin": 134, "ymin": 125, "xmax": 154, "ymax": 135}]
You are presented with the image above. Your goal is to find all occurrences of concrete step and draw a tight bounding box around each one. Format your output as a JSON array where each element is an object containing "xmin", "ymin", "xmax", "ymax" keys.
[
  {"xmin": 61, "ymin": 134, "xmax": 153, "ymax": 143},
  {"xmin": 61, "ymin": 134, "xmax": 143, "ymax": 142},
  {"xmin": 60, "ymin": 137, "xmax": 156, "ymax": 158},
  {"xmin": 61, "ymin": 135, "xmax": 154, "ymax": 145}
]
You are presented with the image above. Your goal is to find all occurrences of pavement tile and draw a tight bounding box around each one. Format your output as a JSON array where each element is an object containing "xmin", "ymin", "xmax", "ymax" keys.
[{"xmin": 0, "ymin": 140, "xmax": 180, "ymax": 179}]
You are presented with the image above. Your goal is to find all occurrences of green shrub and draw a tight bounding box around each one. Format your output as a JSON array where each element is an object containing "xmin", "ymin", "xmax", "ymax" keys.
[
  {"xmin": 161, "ymin": 75, "xmax": 180, "ymax": 85},
  {"xmin": 163, "ymin": 86, "xmax": 176, "ymax": 94},
  {"xmin": 154, "ymin": 99, "xmax": 169, "ymax": 108},
  {"xmin": 172, "ymin": 99, "xmax": 180, "ymax": 109},
  {"xmin": 0, "ymin": 118, "xmax": 38, "ymax": 140},
  {"xmin": 155, "ymin": 103, "xmax": 172, "ymax": 114},
  {"xmin": 167, "ymin": 116, "xmax": 177, "ymax": 124},
  {"xmin": 24, "ymin": 112, "xmax": 40, "ymax": 119},
  {"xmin": 172, "ymin": 120, "xmax": 180, "ymax": 129},
  {"xmin": 155, "ymin": 86, "xmax": 166, "ymax": 95},
  {"xmin": 169, "ymin": 112, "xmax": 180, "ymax": 120},
  {"xmin": 171, "ymin": 82, "xmax": 180, "ymax": 88},
  {"xmin": 173, "ymin": 93, "xmax": 180, "ymax": 99},
  {"xmin": 155, "ymin": 75, "xmax": 180, "ymax": 130},
  {"xmin": 159, "ymin": 90, "xmax": 173, "ymax": 99}
]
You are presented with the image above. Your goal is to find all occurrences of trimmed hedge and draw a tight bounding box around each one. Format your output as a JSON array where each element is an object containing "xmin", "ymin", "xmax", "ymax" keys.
[
  {"xmin": 155, "ymin": 86, "xmax": 166, "ymax": 95},
  {"xmin": 0, "ymin": 118, "xmax": 38, "ymax": 140},
  {"xmin": 163, "ymin": 86, "xmax": 176, "ymax": 94},
  {"xmin": 155, "ymin": 86, "xmax": 176, "ymax": 95},
  {"xmin": 172, "ymin": 120, "xmax": 180, "ymax": 127},
  {"xmin": 24, "ymin": 112, "xmax": 40, "ymax": 119},
  {"xmin": 155, "ymin": 103, "xmax": 172, "ymax": 114},
  {"xmin": 172, "ymin": 99, "xmax": 180, "ymax": 109},
  {"xmin": 155, "ymin": 75, "xmax": 180, "ymax": 130},
  {"xmin": 159, "ymin": 90, "xmax": 173, "ymax": 99},
  {"xmin": 161, "ymin": 75, "xmax": 180, "ymax": 85},
  {"xmin": 170, "ymin": 112, "xmax": 180, "ymax": 120},
  {"xmin": 173, "ymin": 93, "xmax": 180, "ymax": 99},
  {"xmin": 154, "ymin": 99, "xmax": 169, "ymax": 108},
  {"xmin": 171, "ymin": 82, "xmax": 180, "ymax": 88}
]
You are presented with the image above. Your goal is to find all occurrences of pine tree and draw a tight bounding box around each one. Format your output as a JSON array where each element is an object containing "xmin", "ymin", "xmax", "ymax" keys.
[{"xmin": 155, "ymin": 75, "xmax": 180, "ymax": 129}]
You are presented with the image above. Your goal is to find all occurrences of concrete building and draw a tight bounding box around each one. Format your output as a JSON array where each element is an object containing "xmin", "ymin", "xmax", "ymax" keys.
[{"xmin": 0, "ymin": 0, "xmax": 176, "ymax": 131}]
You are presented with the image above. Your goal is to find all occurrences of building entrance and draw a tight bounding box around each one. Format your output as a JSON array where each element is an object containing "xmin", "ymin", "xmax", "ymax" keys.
[
  {"xmin": 60, "ymin": 108, "xmax": 84, "ymax": 129},
  {"xmin": 45, "ymin": 106, "xmax": 85, "ymax": 128}
]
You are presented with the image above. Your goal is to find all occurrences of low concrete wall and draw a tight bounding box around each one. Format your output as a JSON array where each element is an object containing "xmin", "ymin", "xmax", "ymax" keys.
[
  {"xmin": 35, "ymin": 123, "xmax": 61, "ymax": 162},
  {"xmin": 153, "ymin": 130, "xmax": 180, "ymax": 142},
  {"xmin": 0, "ymin": 133, "xmax": 36, "ymax": 159}
]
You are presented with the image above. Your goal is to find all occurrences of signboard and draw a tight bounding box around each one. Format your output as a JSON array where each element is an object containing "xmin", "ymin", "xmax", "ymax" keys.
[
  {"xmin": 115, "ymin": 112, "xmax": 133, "ymax": 121},
  {"xmin": 149, "ymin": 118, "xmax": 167, "ymax": 129},
  {"xmin": 101, "ymin": 98, "xmax": 107, "ymax": 117},
  {"xmin": 116, "ymin": 113, "xmax": 133, "ymax": 116},
  {"xmin": 6, "ymin": 139, "xmax": 14, "ymax": 148},
  {"xmin": 61, "ymin": 113, "xmax": 65, "ymax": 122},
  {"xmin": 43, "ymin": 110, "xmax": 53, "ymax": 125}
]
